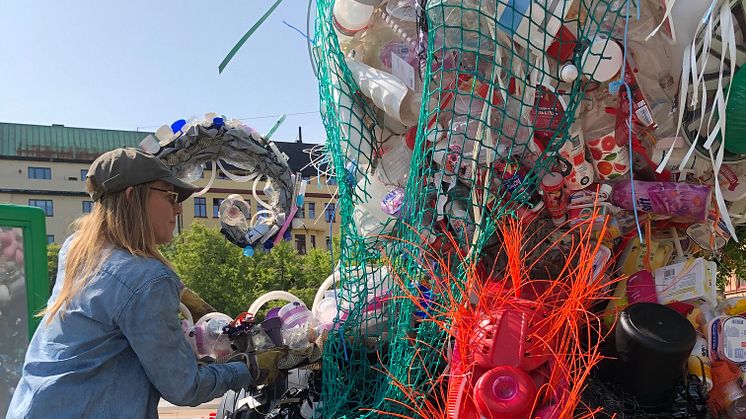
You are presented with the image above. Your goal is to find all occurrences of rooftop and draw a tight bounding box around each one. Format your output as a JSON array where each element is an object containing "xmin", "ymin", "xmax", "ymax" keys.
[{"xmin": 0, "ymin": 122, "xmax": 321, "ymax": 176}]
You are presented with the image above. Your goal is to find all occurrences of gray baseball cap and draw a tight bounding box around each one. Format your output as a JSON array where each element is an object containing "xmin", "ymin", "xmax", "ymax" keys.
[{"xmin": 87, "ymin": 148, "xmax": 198, "ymax": 202}]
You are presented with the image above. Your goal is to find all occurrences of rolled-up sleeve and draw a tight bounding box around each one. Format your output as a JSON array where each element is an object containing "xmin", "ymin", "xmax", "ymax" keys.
[{"xmin": 117, "ymin": 274, "xmax": 252, "ymax": 406}]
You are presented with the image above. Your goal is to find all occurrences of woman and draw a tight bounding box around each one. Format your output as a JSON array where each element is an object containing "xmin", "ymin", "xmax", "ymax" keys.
[{"xmin": 8, "ymin": 148, "xmax": 285, "ymax": 418}]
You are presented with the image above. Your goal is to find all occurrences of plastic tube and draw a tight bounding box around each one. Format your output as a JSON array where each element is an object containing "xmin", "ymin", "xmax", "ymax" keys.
[
  {"xmin": 312, "ymin": 271, "xmax": 342, "ymax": 318},
  {"xmin": 192, "ymin": 160, "xmax": 218, "ymax": 197},
  {"xmin": 216, "ymin": 159, "xmax": 259, "ymax": 182},
  {"xmin": 179, "ymin": 302, "xmax": 194, "ymax": 326},
  {"xmin": 252, "ymin": 176, "xmax": 273, "ymax": 211},
  {"xmin": 248, "ymin": 291, "xmax": 302, "ymax": 315}
]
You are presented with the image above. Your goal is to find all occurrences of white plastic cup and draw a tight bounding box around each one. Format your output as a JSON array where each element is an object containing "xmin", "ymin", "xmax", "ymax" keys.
[{"xmin": 333, "ymin": 0, "xmax": 376, "ymax": 34}]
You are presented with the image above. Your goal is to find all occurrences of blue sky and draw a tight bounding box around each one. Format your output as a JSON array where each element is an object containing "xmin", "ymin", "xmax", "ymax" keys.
[{"xmin": 0, "ymin": 0, "xmax": 326, "ymax": 143}]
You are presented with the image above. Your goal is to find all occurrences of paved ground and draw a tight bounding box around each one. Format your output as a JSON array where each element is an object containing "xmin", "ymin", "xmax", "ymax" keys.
[{"xmin": 158, "ymin": 398, "xmax": 220, "ymax": 419}]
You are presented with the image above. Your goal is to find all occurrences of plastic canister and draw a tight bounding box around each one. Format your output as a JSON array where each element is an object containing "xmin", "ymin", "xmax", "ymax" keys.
[
  {"xmin": 540, "ymin": 172, "xmax": 567, "ymax": 225},
  {"xmin": 473, "ymin": 366, "xmax": 538, "ymax": 419},
  {"xmin": 601, "ymin": 302, "xmax": 696, "ymax": 408},
  {"xmin": 278, "ymin": 302, "xmax": 312, "ymax": 330}
]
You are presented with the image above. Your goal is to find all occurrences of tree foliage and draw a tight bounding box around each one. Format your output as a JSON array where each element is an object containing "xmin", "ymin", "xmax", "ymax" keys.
[{"xmin": 161, "ymin": 222, "xmax": 338, "ymax": 317}]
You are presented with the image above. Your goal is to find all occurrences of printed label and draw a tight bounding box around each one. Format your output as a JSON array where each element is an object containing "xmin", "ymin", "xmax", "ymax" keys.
[{"xmin": 391, "ymin": 52, "xmax": 416, "ymax": 91}]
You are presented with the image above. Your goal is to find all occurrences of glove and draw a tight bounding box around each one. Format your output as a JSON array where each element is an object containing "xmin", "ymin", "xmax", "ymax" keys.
[
  {"xmin": 246, "ymin": 347, "xmax": 288, "ymax": 387},
  {"xmin": 180, "ymin": 287, "xmax": 216, "ymax": 321}
]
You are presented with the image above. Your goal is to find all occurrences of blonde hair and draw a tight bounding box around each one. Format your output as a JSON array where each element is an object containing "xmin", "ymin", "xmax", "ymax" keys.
[{"xmin": 41, "ymin": 179, "xmax": 171, "ymax": 324}]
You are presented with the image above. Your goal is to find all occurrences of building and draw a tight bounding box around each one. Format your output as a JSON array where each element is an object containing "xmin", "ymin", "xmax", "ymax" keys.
[{"xmin": 0, "ymin": 122, "xmax": 339, "ymax": 253}]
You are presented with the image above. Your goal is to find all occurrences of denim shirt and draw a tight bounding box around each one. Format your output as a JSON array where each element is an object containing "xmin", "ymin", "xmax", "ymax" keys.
[{"xmin": 7, "ymin": 239, "xmax": 251, "ymax": 419}]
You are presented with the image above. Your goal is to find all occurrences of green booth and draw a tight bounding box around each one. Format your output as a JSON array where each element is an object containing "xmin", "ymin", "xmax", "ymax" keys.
[{"xmin": 0, "ymin": 204, "xmax": 50, "ymax": 416}]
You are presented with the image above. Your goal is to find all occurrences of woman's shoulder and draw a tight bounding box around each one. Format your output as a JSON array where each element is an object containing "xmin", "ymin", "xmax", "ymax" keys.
[{"xmin": 98, "ymin": 249, "xmax": 178, "ymax": 293}]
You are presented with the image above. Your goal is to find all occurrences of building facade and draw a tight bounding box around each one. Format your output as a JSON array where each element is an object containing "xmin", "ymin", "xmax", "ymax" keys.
[{"xmin": 0, "ymin": 122, "xmax": 339, "ymax": 253}]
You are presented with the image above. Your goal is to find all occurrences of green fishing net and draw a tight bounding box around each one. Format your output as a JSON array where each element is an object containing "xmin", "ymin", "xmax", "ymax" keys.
[{"xmin": 312, "ymin": 1, "xmax": 630, "ymax": 417}]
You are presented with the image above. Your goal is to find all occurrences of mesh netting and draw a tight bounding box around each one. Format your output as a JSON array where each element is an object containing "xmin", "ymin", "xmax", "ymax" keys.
[{"xmin": 313, "ymin": 1, "xmax": 631, "ymax": 417}]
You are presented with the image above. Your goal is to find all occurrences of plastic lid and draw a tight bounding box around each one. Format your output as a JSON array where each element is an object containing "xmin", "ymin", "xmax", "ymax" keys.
[
  {"xmin": 582, "ymin": 38, "xmax": 623, "ymax": 82},
  {"xmin": 560, "ymin": 63, "xmax": 579, "ymax": 83},
  {"xmin": 621, "ymin": 302, "xmax": 696, "ymax": 349}
]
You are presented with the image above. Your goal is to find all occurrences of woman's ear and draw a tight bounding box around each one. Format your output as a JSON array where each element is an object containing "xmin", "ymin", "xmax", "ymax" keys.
[{"xmin": 124, "ymin": 186, "xmax": 134, "ymax": 200}]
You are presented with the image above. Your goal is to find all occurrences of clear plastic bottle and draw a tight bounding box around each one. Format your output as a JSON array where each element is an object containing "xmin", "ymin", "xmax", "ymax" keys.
[{"xmin": 219, "ymin": 195, "xmax": 251, "ymax": 235}]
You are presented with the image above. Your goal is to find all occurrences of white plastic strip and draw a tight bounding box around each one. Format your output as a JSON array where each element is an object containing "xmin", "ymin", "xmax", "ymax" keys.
[
  {"xmin": 192, "ymin": 160, "xmax": 218, "ymax": 197},
  {"xmin": 216, "ymin": 159, "xmax": 259, "ymax": 182}
]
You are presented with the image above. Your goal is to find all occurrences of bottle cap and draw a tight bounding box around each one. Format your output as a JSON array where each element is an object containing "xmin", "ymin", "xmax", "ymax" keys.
[{"xmin": 560, "ymin": 63, "xmax": 579, "ymax": 83}]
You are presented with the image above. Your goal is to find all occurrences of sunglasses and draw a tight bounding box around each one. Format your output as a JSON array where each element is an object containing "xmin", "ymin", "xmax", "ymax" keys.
[{"xmin": 151, "ymin": 187, "xmax": 180, "ymax": 205}]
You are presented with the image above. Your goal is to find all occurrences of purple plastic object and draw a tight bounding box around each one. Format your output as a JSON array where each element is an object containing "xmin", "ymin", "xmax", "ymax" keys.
[
  {"xmin": 265, "ymin": 307, "xmax": 281, "ymax": 319},
  {"xmin": 610, "ymin": 181, "xmax": 712, "ymax": 221},
  {"xmin": 260, "ymin": 317, "xmax": 284, "ymax": 347}
]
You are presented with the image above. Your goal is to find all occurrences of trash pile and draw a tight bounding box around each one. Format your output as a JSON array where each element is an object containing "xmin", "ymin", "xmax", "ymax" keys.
[
  {"xmin": 312, "ymin": 0, "xmax": 746, "ymax": 417},
  {"xmin": 137, "ymin": 113, "xmax": 314, "ymax": 257}
]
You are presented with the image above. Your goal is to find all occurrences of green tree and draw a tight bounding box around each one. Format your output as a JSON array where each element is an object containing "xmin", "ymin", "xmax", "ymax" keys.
[
  {"xmin": 165, "ymin": 222, "xmax": 335, "ymax": 317},
  {"xmin": 47, "ymin": 243, "xmax": 61, "ymax": 291}
]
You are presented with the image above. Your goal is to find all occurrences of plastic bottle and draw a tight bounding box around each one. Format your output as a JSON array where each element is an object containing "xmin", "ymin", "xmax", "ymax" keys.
[
  {"xmin": 352, "ymin": 176, "xmax": 399, "ymax": 237},
  {"xmin": 610, "ymin": 180, "xmax": 713, "ymax": 222},
  {"xmin": 559, "ymin": 129, "xmax": 594, "ymax": 190},
  {"xmin": 219, "ymin": 195, "xmax": 251, "ymax": 233}
]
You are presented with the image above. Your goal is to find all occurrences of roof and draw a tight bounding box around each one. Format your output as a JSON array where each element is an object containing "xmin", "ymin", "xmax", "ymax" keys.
[{"xmin": 0, "ymin": 122, "xmax": 320, "ymax": 176}]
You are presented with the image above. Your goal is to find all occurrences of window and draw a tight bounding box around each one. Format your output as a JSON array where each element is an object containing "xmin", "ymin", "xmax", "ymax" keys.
[
  {"xmin": 194, "ymin": 197, "xmax": 207, "ymax": 218},
  {"xmin": 325, "ymin": 203, "xmax": 336, "ymax": 223},
  {"xmin": 81, "ymin": 169, "xmax": 89, "ymax": 181},
  {"xmin": 295, "ymin": 234, "xmax": 307, "ymax": 254},
  {"xmin": 308, "ymin": 202, "xmax": 316, "ymax": 219},
  {"xmin": 29, "ymin": 199, "xmax": 54, "ymax": 216},
  {"xmin": 82, "ymin": 201, "xmax": 94, "ymax": 213},
  {"xmin": 213, "ymin": 198, "xmax": 223, "ymax": 218},
  {"xmin": 28, "ymin": 167, "xmax": 51, "ymax": 179},
  {"xmin": 46, "ymin": 235, "xmax": 55, "ymax": 244},
  {"xmin": 325, "ymin": 237, "xmax": 332, "ymax": 251},
  {"xmin": 310, "ymin": 235, "xmax": 316, "ymax": 248},
  {"xmin": 297, "ymin": 203, "xmax": 305, "ymax": 219},
  {"xmin": 326, "ymin": 177, "xmax": 338, "ymax": 186}
]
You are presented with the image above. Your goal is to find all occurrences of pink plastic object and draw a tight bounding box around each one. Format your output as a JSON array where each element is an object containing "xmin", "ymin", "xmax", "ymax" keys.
[
  {"xmin": 611, "ymin": 181, "xmax": 712, "ymax": 222},
  {"xmin": 474, "ymin": 365, "xmax": 538, "ymax": 419},
  {"xmin": 446, "ymin": 343, "xmax": 480, "ymax": 419},
  {"xmin": 627, "ymin": 270, "xmax": 658, "ymax": 304},
  {"xmin": 473, "ymin": 301, "xmax": 551, "ymax": 371}
]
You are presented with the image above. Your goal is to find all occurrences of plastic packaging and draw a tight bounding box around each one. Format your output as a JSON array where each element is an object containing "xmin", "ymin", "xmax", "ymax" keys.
[
  {"xmin": 626, "ymin": 270, "xmax": 657, "ymax": 304},
  {"xmin": 654, "ymin": 258, "xmax": 717, "ymax": 307},
  {"xmin": 191, "ymin": 312, "xmax": 234, "ymax": 360},
  {"xmin": 584, "ymin": 108, "xmax": 629, "ymax": 180},
  {"xmin": 611, "ymin": 181, "xmax": 713, "ymax": 221}
]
